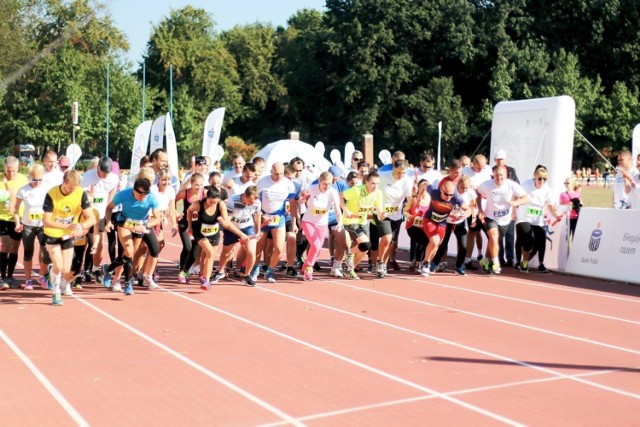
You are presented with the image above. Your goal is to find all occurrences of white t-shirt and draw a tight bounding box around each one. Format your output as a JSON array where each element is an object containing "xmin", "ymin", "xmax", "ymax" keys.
[
  {"xmin": 516, "ymin": 179, "xmax": 555, "ymax": 227},
  {"xmin": 461, "ymin": 166, "xmax": 493, "ymax": 188},
  {"xmin": 257, "ymin": 176, "xmax": 296, "ymax": 215},
  {"xmin": 302, "ymin": 185, "xmax": 340, "ymax": 226},
  {"xmin": 447, "ymin": 187, "xmax": 476, "ymax": 225},
  {"xmin": 80, "ymin": 169, "xmax": 120, "ymax": 216},
  {"xmin": 222, "ymin": 169, "xmax": 242, "ymax": 184},
  {"xmin": 226, "ymin": 194, "xmax": 261, "ymax": 228},
  {"xmin": 613, "ymin": 168, "xmax": 638, "ymax": 209},
  {"xmin": 379, "ymin": 170, "xmax": 413, "ymax": 221},
  {"xmin": 16, "ymin": 183, "xmax": 49, "ymax": 227},
  {"xmin": 151, "ymin": 185, "xmax": 176, "ymax": 211},
  {"xmin": 412, "ymin": 168, "xmax": 442, "ymax": 186},
  {"xmin": 476, "ymin": 179, "xmax": 526, "ymax": 226},
  {"xmin": 228, "ymin": 176, "xmax": 254, "ymax": 197}
]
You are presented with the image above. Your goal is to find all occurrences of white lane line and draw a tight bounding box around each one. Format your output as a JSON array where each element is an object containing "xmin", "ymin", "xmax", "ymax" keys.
[
  {"xmin": 261, "ymin": 367, "xmax": 635, "ymax": 426},
  {"xmin": 160, "ymin": 287, "xmax": 523, "ymax": 426},
  {"xmin": 72, "ymin": 297, "xmax": 301, "ymax": 426},
  {"xmin": 258, "ymin": 286, "xmax": 640, "ymax": 401},
  {"xmin": 329, "ymin": 279, "xmax": 640, "ymax": 355},
  {"xmin": 387, "ymin": 273, "xmax": 640, "ymax": 325},
  {"xmin": 0, "ymin": 328, "xmax": 90, "ymax": 427}
]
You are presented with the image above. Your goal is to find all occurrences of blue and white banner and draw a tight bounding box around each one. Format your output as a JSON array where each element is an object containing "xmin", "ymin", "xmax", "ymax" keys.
[
  {"xmin": 165, "ymin": 113, "xmax": 179, "ymax": 179},
  {"xmin": 129, "ymin": 120, "xmax": 152, "ymax": 179},
  {"xmin": 149, "ymin": 115, "xmax": 166, "ymax": 154},
  {"xmin": 202, "ymin": 108, "xmax": 225, "ymax": 160}
]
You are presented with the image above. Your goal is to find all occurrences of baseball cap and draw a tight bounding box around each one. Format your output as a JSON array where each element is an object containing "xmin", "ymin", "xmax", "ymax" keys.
[
  {"xmin": 494, "ymin": 149, "xmax": 507, "ymax": 160},
  {"xmin": 99, "ymin": 157, "xmax": 113, "ymax": 173},
  {"xmin": 58, "ymin": 157, "xmax": 70, "ymax": 168},
  {"xmin": 328, "ymin": 165, "xmax": 342, "ymax": 177}
]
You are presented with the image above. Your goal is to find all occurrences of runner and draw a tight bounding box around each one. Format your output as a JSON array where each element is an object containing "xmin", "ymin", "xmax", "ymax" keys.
[
  {"xmin": 42, "ymin": 170, "xmax": 95, "ymax": 305},
  {"xmin": 0, "ymin": 156, "xmax": 28, "ymax": 289},
  {"xmin": 175, "ymin": 173, "xmax": 205, "ymax": 283}
]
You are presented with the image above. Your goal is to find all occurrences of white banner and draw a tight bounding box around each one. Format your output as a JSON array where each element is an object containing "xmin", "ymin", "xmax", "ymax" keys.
[
  {"xmin": 129, "ymin": 120, "xmax": 153, "ymax": 180},
  {"xmin": 165, "ymin": 113, "xmax": 179, "ymax": 179},
  {"xmin": 66, "ymin": 143, "xmax": 82, "ymax": 169},
  {"xmin": 149, "ymin": 115, "xmax": 166, "ymax": 154},
  {"xmin": 565, "ymin": 207, "xmax": 640, "ymax": 284},
  {"xmin": 202, "ymin": 108, "xmax": 225, "ymax": 159}
]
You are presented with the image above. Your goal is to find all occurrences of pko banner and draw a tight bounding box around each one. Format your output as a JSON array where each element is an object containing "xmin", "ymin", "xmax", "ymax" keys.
[{"xmin": 565, "ymin": 207, "xmax": 640, "ymax": 284}]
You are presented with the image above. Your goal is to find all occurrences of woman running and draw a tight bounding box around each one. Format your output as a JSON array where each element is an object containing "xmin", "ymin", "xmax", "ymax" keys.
[
  {"xmin": 404, "ymin": 179, "xmax": 431, "ymax": 273},
  {"xmin": 175, "ymin": 173, "xmax": 205, "ymax": 283}
]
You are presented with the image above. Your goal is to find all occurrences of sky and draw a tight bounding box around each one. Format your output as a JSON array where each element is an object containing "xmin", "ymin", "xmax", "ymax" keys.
[{"xmin": 108, "ymin": 0, "xmax": 327, "ymax": 64}]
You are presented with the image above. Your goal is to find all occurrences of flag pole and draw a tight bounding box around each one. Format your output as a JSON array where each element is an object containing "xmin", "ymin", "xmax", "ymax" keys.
[{"xmin": 106, "ymin": 63, "xmax": 110, "ymax": 157}]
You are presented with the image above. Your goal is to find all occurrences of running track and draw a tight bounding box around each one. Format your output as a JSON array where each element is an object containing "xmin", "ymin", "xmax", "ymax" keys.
[{"xmin": 1, "ymin": 233, "xmax": 639, "ymax": 426}]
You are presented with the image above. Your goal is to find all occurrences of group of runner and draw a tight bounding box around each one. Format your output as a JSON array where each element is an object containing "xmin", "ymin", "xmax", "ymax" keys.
[{"xmin": 0, "ymin": 147, "xmax": 570, "ymax": 306}]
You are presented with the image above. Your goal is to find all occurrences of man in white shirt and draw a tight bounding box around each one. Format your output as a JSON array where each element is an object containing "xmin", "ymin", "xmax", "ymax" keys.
[
  {"xmin": 613, "ymin": 150, "xmax": 638, "ymax": 209},
  {"xmin": 412, "ymin": 152, "xmax": 442, "ymax": 186},
  {"xmin": 222, "ymin": 153, "xmax": 246, "ymax": 184},
  {"xmin": 42, "ymin": 150, "xmax": 63, "ymax": 190},
  {"xmin": 461, "ymin": 154, "xmax": 492, "ymax": 269}
]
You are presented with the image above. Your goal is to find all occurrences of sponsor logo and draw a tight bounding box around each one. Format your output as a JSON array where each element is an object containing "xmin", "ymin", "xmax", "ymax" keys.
[{"xmin": 588, "ymin": 222, "xmax": 602, "ymax": 252}]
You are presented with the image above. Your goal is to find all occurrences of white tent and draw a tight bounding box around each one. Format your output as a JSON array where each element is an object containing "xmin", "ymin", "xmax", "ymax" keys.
[{"xmin": 254, "ymin": 139, "xmax": 332, "ymax": 174}]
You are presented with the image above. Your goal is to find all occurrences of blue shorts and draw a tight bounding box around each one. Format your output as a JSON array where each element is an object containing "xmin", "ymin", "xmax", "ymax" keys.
[
  {"xmin": 223, "ymin": 226, "xmax": 255, "ymax": 246},
  {"xmin": 260, "ymin": 214, "xmax": 286, "ymax": 232}
]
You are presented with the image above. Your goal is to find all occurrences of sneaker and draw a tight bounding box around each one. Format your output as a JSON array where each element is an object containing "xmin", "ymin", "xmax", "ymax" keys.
[
  {"xmin": 329, "ymin": 256, "xmax": 335, "ymax": 266},
  {"xmin": 436, "ymin": 261, "xmax": 448, "ymax": 272},
  {"xmin": 455, "ymin": 266, "xmax": 466, "ymax": 276},
  {"xmin": 538, "ymin": 263, "xmax": 550, "ymax": 273},
  {"xmin": 153, "ymin": 271, "xmax": 160, "ymax": 283},
  {"xmin": 178, "ymin": 271, "xmax": 189, "ymax": 284},
  {"xmin": 124, "ymin": 280, "xmax": 134, "ymax": 295},
  {"xmin": 188, "ymin": 264, "xmax": 201, "ymax": 276},
  {"xmin": 464, "ymin": 261, "xmax": 478, "ymax": 271},
  {"xmin": 249, "ymin": 266, "xmax": 260, "ymax": 282},
  {"xmin": 38, "ymin": 276, "xmax": 47, "ymax": 290},
  {"xmin": 491, "ymin": 263, "xmax": 502, "ymax": 275},
  {"xmin": 303, "ymin": 266, "xmax": 313, "ymax": 281},
  {"xmin": 46, "ymin": 264, "xmax": 54, "ymax": 289},
  {"xmin": 1, "ymin": 280, "xmax": 9, "ymax": 290},
  {"xmin": 419, "ymin": 262, "xmax": 430, "ymax": 277},
  {"xmin": 331, "ymin": 266, "xmax": 344, "ymax": 278},
  {"xmin": 73, "ymin": 276, "xmax": 83, "ymax": 290},
  {"xmin": 199, "ymin": 277, "xmax": 211, "ymax": 291},
  {"xmin": 286, "ymin": 267, "xmax": 303, "ymax": 279},
  {"xmin": 243, "ymin": 275, "xmax": 256, "ymax": 287},
  {"xmin": 209, "ymin": 272, "xmax": 226, "ymax": 284},
  {"xmin": 479, "ymin": 258, "xmax": 490, "ymax": 273},
  {"xmin": 476, "ymin": 254, "xmax": 483, "ymax": 261},
  {"xmin": 112, "ymin": 281, "xmax": 122, "ymax": 292},
  {"xmin": 6, "ymin": 277, "xmax": 19, "ymax": 289},
  {"xmin": 23, "ymin": 280, "xmax": 34, "ymax": 291},
  {"xmin": 346, "ymin": 253, "xmax": 355, "ymax": 270},
  {"xmin": 387, "ymin": 260, "xmax": 401, "ymax": 271},
  {"xmin": 295, "ymin": 256, "xmax": 305, "ymax": 269},
  {"xmin": 83, "ymin": 270, "xmax": 92, "ymax": 282},
  {"xmin": 429, "ymin": 262, "xmax": 437, "ymax": 273},
  {"xmin": 93, "ymin": 269, "xmax": 103, "ymax": 285},
  {"xmin": 102, "ymin": 264, "xmax": 111, "ymax": 288},
  {"xmin": 312, "ymin": 262, "xmax": 322, "ymax": 272},
  {"xmin": 143, "ymin": 275, "xmax": 159, "ymax": 289},
  {"xmin": 520, "ymin": 260, "xmax": 530, "ymax": 273},
  {"xmin": 278, "ymin": 261, "xmax": 289, "ymax": 272},
  {"xmin": 135, "ymin": 272, "xmax": 144, "ymax": 287},
  {"xmin": 347, "ymin": 269, "xmax": 360, "ymax": 280},
  {"xmin": 63, "ymin": 282, "xmax": 73, "ymax": 296},
  {"xmin": 375, "ymin": 262, "xmax": 385, "ymax": 278},
  {"xmin": 52, "ymin": 292, "xmax": 63, "ymax": 306},
  {"xmin": 265, "ymin": 268, "xmax": 276, "ymax": 284}
]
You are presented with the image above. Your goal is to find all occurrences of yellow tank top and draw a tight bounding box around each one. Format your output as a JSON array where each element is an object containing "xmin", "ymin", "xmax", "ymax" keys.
[
  {"xmin": 0, "ymin": 173, "xmax": 28, "ymax": 221},
  {"xmin": 44, "ymin": 186, "xmax": 85, "ymax": 239}
]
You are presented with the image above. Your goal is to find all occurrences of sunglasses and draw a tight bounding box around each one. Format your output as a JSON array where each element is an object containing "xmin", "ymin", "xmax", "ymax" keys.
[
  {"xmin": 134, "ymin": 188, "xmax": 149, "ymax": 196},
  {"xmin": 564, "ymin": 182, "xmax": 570, "ymax": 185},
  {"xmin": 31, "ymin": 178, "xmax": 43, "ymax": 182},
  {"xmin": 353, "ymin": 157, "xmax": 363, "ymax": 161},
  {"xmin": 536, "ymin": 177, "xmax": 548, "ymax": 182},
  {"xmin": 196, "ymin": 161, "xmax": 207, "ymax": 166},
  {"xmin": 442, "ymin": 191, "xmax": 454, "ymax": 197}
]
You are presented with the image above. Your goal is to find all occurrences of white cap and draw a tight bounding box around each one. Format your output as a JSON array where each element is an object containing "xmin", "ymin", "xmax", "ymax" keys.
[{"xmin": 494, "ymin": 149, "xmax": 507, "ymax": 160}]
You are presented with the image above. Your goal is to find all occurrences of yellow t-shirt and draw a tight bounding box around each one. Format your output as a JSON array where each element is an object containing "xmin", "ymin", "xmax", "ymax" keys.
[
  {"xmin": 0, "ymin": 173, "xmax": 28, "ymax": 221},
  {"xmin": 43, "ymin": 186, "xmax": 88, "ymax": 239},
  {"xmin": 342, "ymin": 185, "xmax": 383, "ymax": 226}
]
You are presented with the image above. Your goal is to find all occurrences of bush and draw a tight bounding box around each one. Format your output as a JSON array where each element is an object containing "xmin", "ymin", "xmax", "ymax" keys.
[{"xmin": 221, "ymin": 136, "xmax": 259, "ymax": 169}]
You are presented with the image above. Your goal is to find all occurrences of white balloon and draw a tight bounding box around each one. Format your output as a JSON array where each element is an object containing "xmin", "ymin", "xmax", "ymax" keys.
[
  {"xmin": 329, "ymin": 149, "xmax": 341, "ymax": 165},
  {"xmin": 378, "ymin": 149, "xmax": 392, "ymax": 165}
]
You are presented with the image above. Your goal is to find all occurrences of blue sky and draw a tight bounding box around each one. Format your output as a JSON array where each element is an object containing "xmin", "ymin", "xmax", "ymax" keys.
[{"xmin": 108, "ymin": 0, "xmax": 326, "ymax": 64}]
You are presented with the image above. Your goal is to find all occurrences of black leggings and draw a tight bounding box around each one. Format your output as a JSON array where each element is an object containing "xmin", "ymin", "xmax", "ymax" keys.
[
  {"xmin": 178, "ymin": 221, "xmax": 193, "ymax": 271},
  {"xmin": 72, "ymin": 245, "xmax": 86, "ymax": 275},
  {"xmin": 21, "ymin": 225, "xmax": 51, "ymax": 264},
  {"xmin": 515, "ymin": 222, "xmax": 547, "ymax": 263},
  {"xmin": 433, "ymin": 222, "xmax": 468, "ymax": 268},
  {"xmin": 407, "ymin": 226, "xmax": 428, "ymax": 263},
  {"xmin": 107, "ymin": 229, "xmax": 160, "ymax": 279},
  {"xmin": 108, "ymin": 218, "xmax": 124, "ymax": 263}
]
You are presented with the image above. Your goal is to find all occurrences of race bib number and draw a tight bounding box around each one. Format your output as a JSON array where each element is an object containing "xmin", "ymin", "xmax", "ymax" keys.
[
  {"xmin": 412, "ymin": 216, "xmax": 423, "ymax": 228},
  {"xmin": 29, "ymin": 212, "xmax": 44, "ymax": 221},
  {"xmin": 267, "ymin": 215, "xmax": 281, "ymax": 226},
  {"xmin": 93, "ymin": 197, "xmax": 104, "ymax": 204},
  {"xmin": 232, "ymin": 216, "xmax": 250, "ymax": 224},
  {"xmin": 384, "ymin": 206, "xmax": 399, "ymax": 213},
  {"xmin": 200, "ymin": 223, "xmax": 220, "ymax": 236},
  {"xmin": 525, "ymin": 206, "xmax": 542, "ymax": 218},
  {"xmin": 430, "ymin": 212, "xmax": 448, "ymax": 223},
  {"xmin": 493, "ymin": 209, "xmax": 509, "ymax": 218},
  {"xmin": 124, "ymin": 219, "xmax": 145, "ymax": 229},
  {"xmin": 54, "ymin": 216, "xmax": 73, "ymax": 225},
  {"xmin": 312, "ymin": 208, "xmax": 328, "ymax": 215}
]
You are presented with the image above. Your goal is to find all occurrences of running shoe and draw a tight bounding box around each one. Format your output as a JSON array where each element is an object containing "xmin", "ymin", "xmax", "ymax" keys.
[
  {"xmin": 188, "ymin": 264, "xmax": 201, "ymax": 276},
  {"xmin": 491, "ymin": 263, "xmax": 502, "ymax": 275},
  {"xmin": 455, "ymin": 266, "xmax": 466, "ymax": 276},
  {"xmin": 73, "ymin": 276, "xmax": 83, "ymax": 290},
  {"xmin": 295, "ymin": 256, "xmax": 305, "ymax": 269},
  {"xmin": 199, "ymin": 277, "xmax": 211, "ymax": 291},
  {"xmin": 330, "ymin": 266, "xmax": 344, "ymax": 278},
  {"xmin": 92, "ymin": 268, "xmax": 103, "ymax": 285},
  {"xmin": 286, "ymin": 267, "xmax": 303, "ymax": 279},
  {"xmin": 46, "ymin": 264, "xmax": 54, "ymax": 290},
  {"xmin": 387, "ymin": 260, "xmax": 401, "ymax": 271},
  {"xmin": 143, "ymin": 275, "xmax": 159, "ymax": 289},
  {"xmin": 83, "ymin": 270, "xmax": 92, "ymax": 282},
  {"xmin": 38, "ymin": 276, "xmax": 47, "ymax": 290},
  {"xmin": 365, "ymin": 263, "xmax": 374, "ymax": 274},
  {"xmin": 520, "ymin": 260, "xmax": 530, "ymax": 273},
  {"xmin": 464, "ymin": 261, "xmax": 478, "ymax": 271},
  {"xmin": 479, "ymin": 258, "xmax": 490, "ymax": 273},
  {"xmin": 375, "ymin": 262, "xmax": 385, "ymax": 278},
  {"xmin": 209, "ymin": 272, "xmax": 225, "ymax": 284},
  {"xmin": 346, "ymin": 253, "xmax": 355, "ymax": 270},
  {"xmin": 419, "ymin": 262, "xmax": 430, "ymax": 277},
  {"xmin": 6, "ymin": 277, "xmax": 20, "ymax": 289},
  {"xmin": 436, "ymin": 261, "xmax": 448, "ymax": 272},
  {"xmin": 249, "ymin": 266, "xmax": 260, "ymax": 282},
  {"xmin": 178, "ymin": 271, "xmax": 189, "ymax": 284},
  {"xmin": 63, "ymin": 282, "xmax": 73, "ymax": 296},
  {"xmin": 102, "ymin": 264, "xmax": 111, "ymax": 288},
  {"xmin": 23, "ymin": 280, "xmax": 34, "ymax": 291},
  {"xmin": 278, "ymin": 261, "xmax": 289, "ymax": 272},
  {"xmin": 124, "ymin": 280, "xmax": 134, "ymax": 295},
  {"xmin": 303, "ymin": 266, "xmax": 313, "ymax": 281},
  {"xmin": 243, "ymin": 275, "xmax": 256, "ymax": 287},
  {"xmin": 312, "ymin": 262, "xmax": 322, "ymax": 272},
  {"xmin": 347, "ymin": 269, "xmax": 360, "ymax": 280},
  {"xmin": 112, "ymin": 281, "xmax": 122, "ymax": 292},
  {"xmin": 52, "ymin": 292, "xmax": 63, "ymax": 306},
  {"xmin": 538, "ymin": 263, "xmax": 550, "ymax": 273},
  {"xmin": 265, "ymin": 267, "xmax": 276, "ymax": 284},
  {"xmin": 1, "ymin": 280, "xmax": 9, "ymax": 290}
]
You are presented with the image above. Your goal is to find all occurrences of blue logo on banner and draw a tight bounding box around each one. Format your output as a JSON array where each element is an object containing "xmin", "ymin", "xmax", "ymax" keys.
[
  {"xmin": 208, "ymin": 129, "xmax": 215, "ymax": 138},
  {"xmin": 154, "ymin": 135, "xmax": 160, "ymax": 142},
  {"xmin": 589, "ymin": 226, "xmax": 602, "ymax": 252}
]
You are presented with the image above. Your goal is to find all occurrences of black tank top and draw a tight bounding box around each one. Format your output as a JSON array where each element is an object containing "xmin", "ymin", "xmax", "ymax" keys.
[{"xmin": 194, "ymin": 201, "xmax": 221, "ymax": 237}]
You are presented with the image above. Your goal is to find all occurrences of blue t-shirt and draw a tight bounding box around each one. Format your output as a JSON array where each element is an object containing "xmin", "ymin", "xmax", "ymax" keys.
[{"xmin": 113, "ymin": 188, "xmax": 160, "ymax": 221}]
